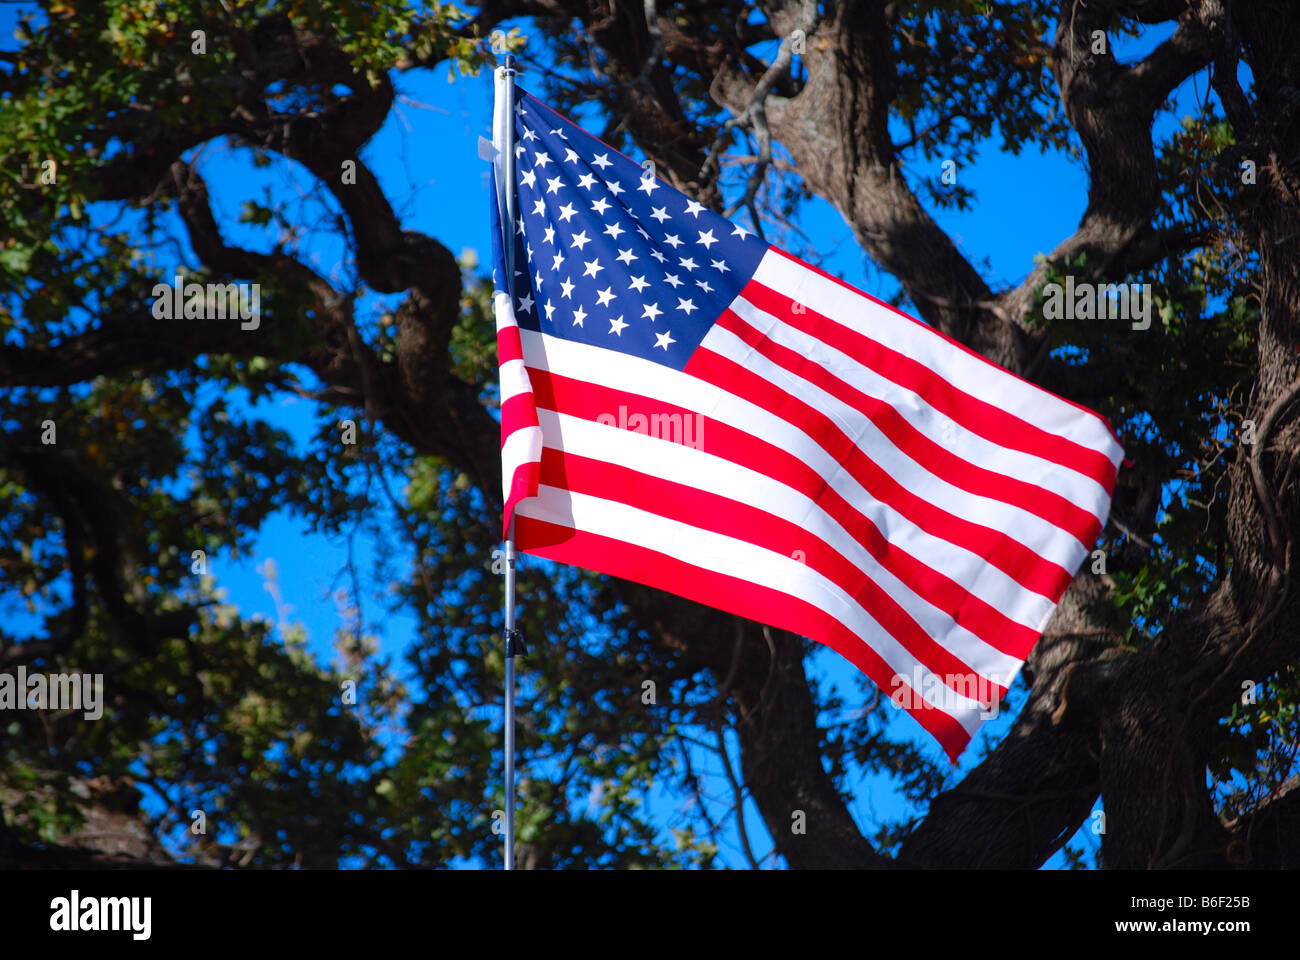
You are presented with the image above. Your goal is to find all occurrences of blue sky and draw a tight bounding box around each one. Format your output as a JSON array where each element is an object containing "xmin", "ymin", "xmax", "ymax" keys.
[{"xmin": 3, "ymin": 3, "xmax": 1230, "ymax": 868}]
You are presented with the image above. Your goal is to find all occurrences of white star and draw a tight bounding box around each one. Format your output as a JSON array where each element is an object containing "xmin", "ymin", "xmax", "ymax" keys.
[
  {"xmin": 664, "ymin": 233, "xmax": 684, "ymax": 249},
  {"xmin": 570, "ymin": 230, "xmax": 591, "ymax": 251},
  {"xmin": 514, "ymin": 142, "xmax": 526, "ymax": 159},
  {"xmin": 654, "ymin": 330, "xmax": 677, "ymax": 350},
  {"xmin": 532, "ymin": 198, "xmax": 547, "ymax": 216},
  {"xmin": 517, "ymin": 292, "xmax": 534, "ymax": 314},
  {"xmin": 628, "ymin": 275, "xmax": 650, "ymax": 293},
  {"xmin": 711, "ymin": 258, "xmax": 730, "ymax": 273},
  {"xmin": 679, "ymin": 256, "xmax": 698, "ymax": 271},
  {"xmin": 557, "ymin": 203, "xmax": 577, "ymax": 223},
  {"xmin": 664, "ymin": 273, "xmax": 683, "ymax": 289},
  {"xmin": 603, "ymin": 222, "xmax": 625, "ymax": 240},
  {"xmin": 550, "ymin": 127, "xmax": 569, "ymax": 141},
  {"xmin": 582, "ymin": 258, "xmax": 604, "ymax": 279},
  {"xmin": 638, "ymin": 175, "xmax": 659, "ymax": 196},
  {"xmin": 543, "ymin": 299, "xmax": 556, "ymax": 320},
  {"xmin": 520, "ymin": 169, "xmax": 537, "ymax": 189},
  {"xmin": 616, "ymin": 248, "xmax": 638, "ymax": 265},
  {"xmin": 684, "ymin": 199, "xmax": 705, "ymax": 217},
  {"xmin": 636, "ymin": 225, "xmax": 650, "ymax": 240},
  {"xmin": 595, "ymin": 286, "xmax": 616, "ymax": 307},
  {"xmin": 650, "ymin": 249, "xmax": 667, "ymax": 263},
  {"xmin": 676, "ymin": 297, "xmax": 697, "ymax": 315},
  {"xmin": 550, "ymin": 252, "xmax": 564, "ymax": 272},
  {"xmin": 522, "ymin": 128, "xmax": 537, "ymax": 142},
  {"xmin": 732, "ymin": 223, "xmax": 751, "ymax": 239},
  {"xmin": 642, "ymin": 302, "xmax": 662, "ymax": 322},
  {"xmin": 543, "ymin": 225, "xmax": 556, "ymax": 245},
  {"xmin": 592, "ymin": 153, "xmax": 613, "ymax": 170},
  {"xmin": 609, "ymin": 315, "xmax": 628, "ymax": 336},
  {"xmin": 572, "ymin": 304, "xmax": 587, "ymax": 327},
  {"xmin": 545, "ymin": 176, "xmax": 564, "ymax": 195},
  {"xmin": 591, "ymin": 197, "xmax": 612, "ymax": 215},
  {"xmin": 534, "ymin": 269, "xmax": 543, "ymax": 289},
  {"xmin": 650, "ymin": 206, "xmax": 670, "ymax": 223},
  {"xmin": 533, "ymin": 151, "xmax": 551, "ymax": 168},
  {"xmin": 695, "ymin": 278, "xmax": 714, "ymax": 293},
  {"xmin": 515, "ymin": 216, "xmax": 525, "ymax": 235},
  {"xmin": 605, "ymin": 179, "xmax": 625, "ymax": 196},
  {"xmin": 564, "ymin": 148, "xmax": 580, "ymax": 164},
  {"xmin": 560, "ymin": 277, "xmax": 575, "ymax": 299},
  {"xmin": 697, "ymin": 229, "xmax": 717, "ymax": 249},
  {"xmin": 577, "ymin": 173, "xmax": 597, "ymax": 190},
  {"xmin": 514, "ymin": 101, "xmax": 525, "ymax": 116},
  {"xmin": 525, "ymin": 243, "xmax": 534, "ymax": 263}
]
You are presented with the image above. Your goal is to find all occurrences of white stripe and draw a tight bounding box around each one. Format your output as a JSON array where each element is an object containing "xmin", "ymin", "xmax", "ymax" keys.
[
  {"xmin": 491, "ymin": 70, "xmax": 514, "ymax": 247},
  {"xmin": 706, "ymin": 311, "xmax": 1087, "ymax": 575},
  {"xmin": 499, "ymin": 357, "xmax": 532, "ymax": 405},
  {"xmin": 729, "ymin": 292, "xmax": 1112, "ymax": 513},
  {"xmin": 501, "ymin": 427, "xmax": 543, "ymax": 505},
  {"xmin": 494, "ymin": 289, "xmax": 519, "ymax": 334},
  {"xmin": 522, "ymin": 327, "xmax": 1057, "ymax": 626},
  {"xmin": 753, "ymin": 251, "xmax": 1124, "ymax": 466},
  {"xmin": 539, "ymin": 407, "xmax": 1025, "ymax": 683},
  {"xmin": 517, "ymin": 482, "xmax": 995, "ymax": 737}
]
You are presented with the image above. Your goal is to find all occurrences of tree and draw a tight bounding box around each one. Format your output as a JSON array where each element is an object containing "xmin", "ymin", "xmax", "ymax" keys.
[{"xmin": 1, "ymin": 0, "xmax": 1297, "ymax": 869}]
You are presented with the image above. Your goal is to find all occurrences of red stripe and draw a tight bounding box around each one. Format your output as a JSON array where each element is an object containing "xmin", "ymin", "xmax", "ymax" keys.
[
  {"xmin": 497, "ymin": 324, "xmax": 525, "ymax": 365},
  {"xmin": 743, "ymin": 273, "xmax": 1118, "ymax": 489},
  {"xmin": 717, "ymin": 305, "xmax": 1102, "ymax": 547},
  {"xmin": 504, "ymin": 459, "xmax": 540, "ymax": 536},
  {"xmin": 537, "ymin": 445, "xmax": 1007, "ymax": 697},
  {"xmin": 765, "ymin": 247, "xmax": 1124, "ymax": 448},
  {"xmin": 515, "ymin": 513, "xmax": 978, "ymax": 761},
  {"xmin": 526, "ymin": 366, "xmax": 1042, "ymax": 659},
  {"xmin": 501, "ymin": 392, "xmax": 540, "ymax": 440},
  {"xmin": 685, "ymin": 342, "xmax": 1075, "ymax": 600}
]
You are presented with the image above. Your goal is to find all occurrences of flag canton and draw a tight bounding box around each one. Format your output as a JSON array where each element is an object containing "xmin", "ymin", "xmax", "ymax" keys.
[{"xmin": 499, "ymin": 87, "xmax": 768, "ymax": 371}]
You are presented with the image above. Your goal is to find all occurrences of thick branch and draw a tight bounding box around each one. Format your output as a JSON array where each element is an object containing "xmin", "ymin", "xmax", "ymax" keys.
[{"xmin": 999, "ymin": 0, "xmax": 1221, "ymax": 335}]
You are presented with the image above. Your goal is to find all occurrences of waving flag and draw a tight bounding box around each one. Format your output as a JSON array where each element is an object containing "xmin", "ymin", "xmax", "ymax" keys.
[{"xmin": 487, "ymin": 69, "xmax": 1123, "ymax": 761}]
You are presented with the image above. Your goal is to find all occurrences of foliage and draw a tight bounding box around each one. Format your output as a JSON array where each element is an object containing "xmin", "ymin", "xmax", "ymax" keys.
[{"xmin": 1, "ymin": 0, "xmax": 1296, "ymax": 870}]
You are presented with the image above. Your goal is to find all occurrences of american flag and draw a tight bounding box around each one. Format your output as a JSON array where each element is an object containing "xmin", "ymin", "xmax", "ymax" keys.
[{"xmin": 488, "ymin": 70, "xmax": 1123, "ymax": 761}]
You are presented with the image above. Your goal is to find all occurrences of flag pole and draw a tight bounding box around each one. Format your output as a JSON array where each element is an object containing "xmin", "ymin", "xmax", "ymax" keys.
[
  {"xmin": 504, "ymin": 518, "xmax": 517, "ymax": 871},
  {"xmin": 499, "ymin": 53, "xmax": 520, "ymax": 873}
]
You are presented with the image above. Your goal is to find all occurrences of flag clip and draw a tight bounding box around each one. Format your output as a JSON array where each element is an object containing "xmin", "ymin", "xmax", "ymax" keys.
[{"xmin": 505, "ymin": 627, "xmax": 527, "ymax": 659}]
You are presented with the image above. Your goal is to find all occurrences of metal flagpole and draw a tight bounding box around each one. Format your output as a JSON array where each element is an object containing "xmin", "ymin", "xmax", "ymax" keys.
[
  {"xmin": 499, "ymin": 54, "xmax": 520, "ymax": 873},
  {"xmin": 503, "ymin": 520, "xmax": 517, "ymax": 871}
]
